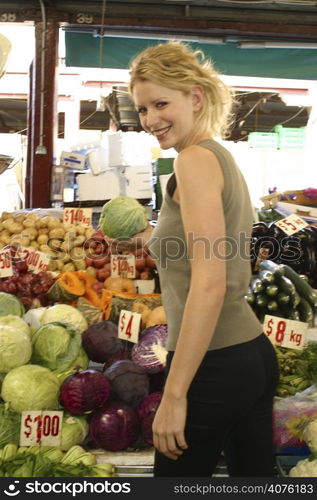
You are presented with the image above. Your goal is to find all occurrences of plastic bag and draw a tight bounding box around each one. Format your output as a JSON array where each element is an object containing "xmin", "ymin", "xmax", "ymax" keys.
[{"xmin": 273, "ymin": 385, "xmax": 317, "ymax": 448}]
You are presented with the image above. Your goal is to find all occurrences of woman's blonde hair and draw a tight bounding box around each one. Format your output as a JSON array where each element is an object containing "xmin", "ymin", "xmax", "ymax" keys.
[{"xmin": 129, "ymin": 41, "xmax": 234, "ymax": 138}]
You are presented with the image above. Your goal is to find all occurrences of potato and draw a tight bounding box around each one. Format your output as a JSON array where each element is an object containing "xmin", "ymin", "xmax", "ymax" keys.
[
  {"xmin": 60, "ymin": 240, "xmax": 75, "ymax": 253},
  {"xmin": 85, "ymin": 227, "xmax": 95, "ymax": 239},
  {"xmin": 14, "ymin": 214, "xmax": 26, "ymax": 223},
  {"xmin": 47, "ymin": 218, "xmax": 61, "ymax": 230},
  {"xmin": 37, "ymin": 233, "xmax": 48, "ymax": 245},
  {"xmin": 62, "ymin": 262, "xmax": 76, "ymax": 272},
  {"xmin": 21, "ymin": 227, "xmax": 37, "ymax": 239},
  {"xmin": 73, "ymin": 235, "xmax": 85, "ymax": 247},
  {"xmin": 1, "ymin": 211, "xmax": 13, "ymax": 220},
  {"xmin": 1, "ymin": 232, "xmax": 11, "ymax": 245},
  {"xmin": 38, "ymin": 228, "xmax": 49, "ymax": 235},
  {"xmin": 3, "ymin": 218, "xmax": 14, "ymax": 230},
  {"xmin": 23, "ymin": 217, "xmax": 37, "ymax": 228},
  {"xmin": 47, "ymin": 260, "xmax": 58, "ymax": 272},
  {"xmin": 76, "ymin": 225, "xmax": 86, "ymax": 236},
  {"xmin": 85, "ymin": 266, "xmax": 97, "ymax": 278},
  {"xmin": 49, "ymin": 227, "xmax": 65, "ymax": 239},
  {"xmin": 70, "ymin": 246, "xmax": 86, "ymax": 260},
  {"xmin": 74, "ymin": 259, "xmax": 86, "ymax": 271},
  {"xmin": 11, "ymin": 235, "xmax": 30, "ymax": 247},
  {"xmin": 8, "ymin": 222, "xmax": 24, "ymax": 234},
  {"xmin": 55, "ymin": 259, "xmax": 64, "ymax": 271},
  {"xmin": 48, "ymin": 238, "xmax": 62, "ymax": 251},
  {"xmin": 29, "ymin": 240, "xmax": 39, "ymax": 250}
]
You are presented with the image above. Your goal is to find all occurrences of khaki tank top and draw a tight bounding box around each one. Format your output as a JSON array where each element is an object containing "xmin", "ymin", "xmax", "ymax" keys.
[{"xmin": 148, "ymin": 138, "xmax": 262, "ymax": 351}]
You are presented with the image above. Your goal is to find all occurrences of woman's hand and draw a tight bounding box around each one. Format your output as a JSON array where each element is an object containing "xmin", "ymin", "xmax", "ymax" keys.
[{"xmin": 152, "ymin": 394, "xmax": 188, "ymax": 461}]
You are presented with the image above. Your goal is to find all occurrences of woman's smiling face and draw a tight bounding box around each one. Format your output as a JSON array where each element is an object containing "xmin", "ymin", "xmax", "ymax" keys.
[{"xmin": 132, "ymin": 80, "xmax": 201, "ymax": 152}]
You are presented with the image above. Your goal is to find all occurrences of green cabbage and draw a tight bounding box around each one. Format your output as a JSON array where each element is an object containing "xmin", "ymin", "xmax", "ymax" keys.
[
  {"xmin": 0, "ymin": 403, "xmax": 21, "ymax": 448},
  {"xmin": 0, "ymin": 314, "xmax": 31, "ymax": 337},
  {"xmin": 99, "ymin": 196, "xmax": 148, "ymax": 240},
  {"xmin": 60, "ymin": 413, "xmax": 89, "ymax": 451},
  {"xmin": 1, "ymin": 364, "xmax": 60, "ymax": 413},
  {"xmin": 31, "ymin": 321, "xmax": 82, "ymax": 371},
  {"xmin": 0, "ymin": 292, "xmax": 24, "ymax": 317},
  {"xmin": 40, "ymin": 304, "xmax": 88, "ymax": 334},
  {"xmin": 53, "ymin": 347, "xmax": 90, "ymax": 384},
  {"xmin": 24, "ymin": 307, "xmax": 47, "ymax": 330},
  {"xmin": 0, "ymin": 325, "xmax": 32, "ymax": 373}
]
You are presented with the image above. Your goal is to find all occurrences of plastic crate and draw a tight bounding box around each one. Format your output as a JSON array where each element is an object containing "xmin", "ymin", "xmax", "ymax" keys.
[
  {"xmin": 274, "ymin": 125, "xmax": 306, "ymax": 150},
  {"xmin": 248, "ymin": 132, "xmax": 278, "ymax": 149}
]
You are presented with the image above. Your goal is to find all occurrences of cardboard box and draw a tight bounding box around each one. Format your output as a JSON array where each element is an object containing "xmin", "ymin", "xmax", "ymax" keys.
[{"xmin": 60, "ymin": 151, "xmax": 86, "ymax": 170}]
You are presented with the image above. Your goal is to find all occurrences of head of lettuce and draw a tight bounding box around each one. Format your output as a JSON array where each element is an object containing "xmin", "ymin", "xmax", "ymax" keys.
[{"xmin": 99, "ymin": 197, "xmax": 148, "ymax": 240}]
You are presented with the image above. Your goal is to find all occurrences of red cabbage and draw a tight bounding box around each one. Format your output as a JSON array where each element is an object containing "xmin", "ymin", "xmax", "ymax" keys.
[
  {"xmin": 59, "ymin": 369, "xmax": 110, "ymax": 415},
  {"xmin": 137, "ymin": 392, "xmax": 162, "ymax": 446},
  {"xmin": 104, "ymin": 359, "xmax": 149, "ymax": 408},
  {"xmin": 88, "ymin": 401, "xmax": 140, "ymax": 451},
  {"xmin": 82, "ymin": 320, "xmax": 123, "ymax": 363},
  {"xmin": 131, "ymin": 324, "xmax": 168, "ymax": 374}
]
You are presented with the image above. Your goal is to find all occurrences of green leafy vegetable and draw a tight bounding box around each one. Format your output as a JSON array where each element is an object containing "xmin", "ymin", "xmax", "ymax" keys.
[
  {"xmin": 0, "ymin": 325, "xmax": 32, "ymax": 373},
  {"xmin": 40, "ymin": 304, "xmax": 88, "ymax": 334},
  {"xmin": 99, "ymin": 196, "xmax": 148, "ymax": 240},
  {"xmin": 0, "ymin": 292, "xmax": 24, "ymax": 317}
]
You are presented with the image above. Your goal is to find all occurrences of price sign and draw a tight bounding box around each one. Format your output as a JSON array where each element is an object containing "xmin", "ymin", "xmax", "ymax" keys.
[
  {"xmin": 118, "ymin": 309, "xmax": 141, "ymax": 344},
  {"xmin": 111, "ymin": 254, "xmax": 136, "ymax": 278},
  {"xmin": 20, "ymin": 411, "xmax": 63, "ymax": 446},
  {"xmin": 275, "ymin": 214, "xmax": 308, "ymax": 236},
  {"xmin": 63, "ymin": 207, "xmax": 92, "ymax": 227},
  {"xmin": 264, "ymin": 314, "xmax": 308, "ymax": 350},
  {"xmin": 0, "ymin": 248, "xmax": 13, "ymax": 278},
  {"xmin": 15, "ymin": 247, "xmax": 50, "ymax": 273}
]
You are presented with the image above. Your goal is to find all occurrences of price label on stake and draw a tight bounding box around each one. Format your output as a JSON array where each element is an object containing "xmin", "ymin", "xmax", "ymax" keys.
[
  {"xmin": 118, "ymin": 309, "xmax": 141, "ymax": 344},
  {"xmin": 264, "ymin": 314, "xmax": 308, "ymax": 350},
  {"xmin": 275, "ymin": 214, "xmax": 309, "ymax": 236},
  {"xmin": 15, "ymin": 247, "xmax": 50, "ymax": 273},
  {"xmin": 20, "ymin": 411, "xmax": 63, "ymax": 447},
  {"xmin": 111, "ymin": 254, "xmax": 136, "ymax": 278},
  {"xmin": 0, "ymin": 248, "xmax": 13, "ymax": 278},
  {"xmin": 63, "ymin": 207, "xmax": 92, "ymax": 227}
]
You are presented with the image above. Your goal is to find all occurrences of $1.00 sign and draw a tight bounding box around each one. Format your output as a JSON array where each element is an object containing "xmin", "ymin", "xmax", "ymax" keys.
[
  {"xmin": 118, "ymin": 309, "xmax": 141, "ymax": 344},
  {"xmin": 20, "ymin": 411, "xmax": 63, "ymax": 447},
  {"xmin": 264, "ymin": 314, "xmax": 308, "ymax": 350}
]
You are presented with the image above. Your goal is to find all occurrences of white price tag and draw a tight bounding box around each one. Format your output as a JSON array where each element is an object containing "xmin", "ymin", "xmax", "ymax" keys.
[
  {"xmin": 20, "ymin": 410, "xmax": 63, "ymax": 446},
  {"xmin": 15, "ymin": 247, "xmax": 50, "ymax": 273},
  {"xmin": 63, "ymin": 207, "xmax": 92, "ymax": 227},
  {"xmin": 118, "ymin": 309, "xmax": 141, "ymax": 344},
  {"xmin": 274, "ymin": 214, "xmax": 309, "ymax": 236},
  {"xmin": 264, "ymin": 314, "xmax": 308, "ymax": 350},
  {"xmin": 111, "ymin": 254, "xmax": 136, "ymax": 278},
  {"xmin": 0, "ymin": 248, "xmax": 13, "ymax": 278}
]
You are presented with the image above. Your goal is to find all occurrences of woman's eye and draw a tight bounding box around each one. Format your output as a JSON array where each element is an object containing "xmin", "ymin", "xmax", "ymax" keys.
[
  {"xmin": 156, "ymin": 101, "xmax": 167, "ymax": 108},
  {"xmin": 137, "ymin": 107, "xmax": 147, "ymax": 114}
]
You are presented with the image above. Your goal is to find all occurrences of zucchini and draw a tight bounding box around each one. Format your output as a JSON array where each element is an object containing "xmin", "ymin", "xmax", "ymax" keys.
[
  {"xmin": 258, "ymin": 270, "xmax": 275, "ymax": 285},
  {"xmin": 250, "ymin": 277, "xmax": 265, "ymax": 294},
  {"xmin": 276, "ymin": 275, "xmax": 300, "ymax": 308},
  {"xmin": 255, "ymin": 293, "xmax": 268, "ymax": 308},
  {"xmin": 297, "ymin": 298, "xmax": 314, "ymax": 326},
  {"xmin": 265, "ymin": 284, "xmax": 279, "ymax": 297},
  {"xmin": 287, "ymin": 309, "xmax": 301, "ymax": 321},
  {"xmin": 276, "ymin": 292, "xmax": 290, "ymax": 306},
  {"xmin": 281, "ymin": 264, "xmax": 317, "ymax": 310},
  {"xmin": 267, "ymin": 300, "xmax": 279, "ymax": 312},
  {"xmin": 245, "ymin": 289, "xmax": 255, "ymax": 305},
  {"xmin": 259, "ymin": 259, "xmax": 284, "ymax": 278}
]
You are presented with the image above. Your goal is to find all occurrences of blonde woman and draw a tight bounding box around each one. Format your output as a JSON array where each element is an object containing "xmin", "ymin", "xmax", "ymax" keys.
[{"xmin": 129, "ymin": 41, "xmax": 279, "ymax": 477}]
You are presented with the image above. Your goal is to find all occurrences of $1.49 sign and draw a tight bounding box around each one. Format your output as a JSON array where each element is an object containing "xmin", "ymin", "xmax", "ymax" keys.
[
  {"xmin": 20, "ymin": 411, "xmax": 63, "ymax": 447},
  {"xmin": 63, "ymin": 207, "xmax": 92, "ymax": 227},
  {"xmin": 118, "ymin": 309, "xmax": 141, "ymax": 344},
  {"xmin": 0, "ymin": 248, "xmax": 13, "ymax": 278},
  {"xmin": 111, "ymin": 254, "xmax": 136, "ymax": 278},
  {"xmin": 264, "ymin": 314, "xmax": 308, "ymax": 350}
]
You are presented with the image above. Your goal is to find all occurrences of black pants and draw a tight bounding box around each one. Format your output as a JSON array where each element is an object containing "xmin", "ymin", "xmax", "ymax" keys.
[{"xmin": 154, "ymin": 333, "xmax": 279, "ymax": 477}]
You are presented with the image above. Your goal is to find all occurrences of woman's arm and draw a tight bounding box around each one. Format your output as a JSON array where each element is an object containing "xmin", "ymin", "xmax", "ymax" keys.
[
  {"xmin": 152, "ymin": 145, "xmax": 227, "ymax": 460},
  {"xmin": 104, "ymin": 222, "xmax": 154, "ymax": 253}
]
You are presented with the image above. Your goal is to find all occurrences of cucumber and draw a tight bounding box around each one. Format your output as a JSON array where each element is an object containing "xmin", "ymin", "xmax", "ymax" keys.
[
  {"xmin": 258, "ymin": 270, "xmax": 275, "ymax": 285},
  {"xmin": 297, "ymin": 298, "xmax": 314, "ymax": 326},
  {"xmin": 255, "ymin": 293, "xmax": 268, "ymax": 308},
  {"xmin": 265, "ymin": 284, "xmax": 279, "ymax": 297},
  {"xmin": 287, "ymin": 309, "xmax": 301, "ymax": 321},
  {"xmin": 250, "ymin": 277, "xmax": 265, "ymax": 294},
  {"xmin": 245, "ymin": 289, "xmax": 255, "ymax": 305},
  {"xmin": 267, "ymin": 300, "xmax": 279, "ymax": 312},
  {"xmin": 276, "ymin": 275, "xmax": 300, "ymax": 307},
  {"xmin": 276, "ymin": 292, "xmax": 290, "ymax": 306},
  {"xmin": 281, "ymin": 264, "xmax": 317, "ymax": 310},
  {"xmin": 259, "ymin": 259, "xmax": 284, "ymax": 278}
]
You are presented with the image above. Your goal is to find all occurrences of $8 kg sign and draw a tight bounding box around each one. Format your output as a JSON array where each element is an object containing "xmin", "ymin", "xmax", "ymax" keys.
[
  {"xmin": 264, "ymin": 315, "xmax": 308, "ymax": 350},
  {"xmin": 20, "ymin": 411, "xmax": 63, "ymax": 447}
]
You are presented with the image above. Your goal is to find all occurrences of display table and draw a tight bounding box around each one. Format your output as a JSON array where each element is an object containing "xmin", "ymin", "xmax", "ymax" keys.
[{"xmin": 92, "ymin": 448, "xmax": 155, "ymax": 477}]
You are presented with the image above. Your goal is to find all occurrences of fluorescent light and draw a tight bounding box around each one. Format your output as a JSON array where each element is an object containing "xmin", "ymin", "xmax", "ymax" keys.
[
  {"xmin": 239, "ymin": 41, "xmax": 317, "ymax": 49},
  {"xmin": 92, "ymin": 30, "xmax": 224, "ymax": 44}
]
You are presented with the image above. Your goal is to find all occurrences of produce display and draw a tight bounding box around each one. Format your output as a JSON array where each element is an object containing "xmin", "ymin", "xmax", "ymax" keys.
[
  {"xmin": 250, "ymin": 221, "xmax": 317, "ymax": 287},
  {"xmin": 246, "ymin": 260, "xmax": 317, "ymax": 325},
  {"xmin": 274, "ymin": 344, "xmax": 317, "ymax": 397}
]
